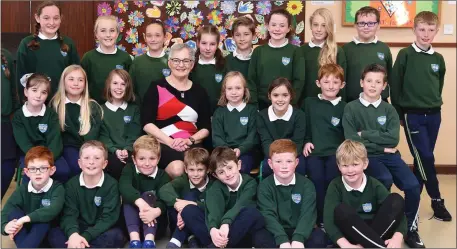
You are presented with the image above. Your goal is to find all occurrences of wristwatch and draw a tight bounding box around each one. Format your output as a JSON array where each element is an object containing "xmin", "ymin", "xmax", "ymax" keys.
[{"xmin": 189, "ymin": 137, "xmax": 195, "ymax": 145}]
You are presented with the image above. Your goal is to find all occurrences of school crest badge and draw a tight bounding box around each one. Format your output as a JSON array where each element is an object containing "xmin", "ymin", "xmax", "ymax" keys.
[
  {"xmin": 162, "ymin": 68, "xmax": 171, "ymax": 77},
  {"xmin": 215, "ymin": 74, "xmax": 223, "ymax": 83},
  {"xmin": 240, "ymin": 117, "xmax": 248, "ymax": 126},
  {"xmin": 377, "ymin": 52, "xmax": 384, "ymax": 60},
  {"xmin": 431, "ymin": 64, "xmax": 439, "ymax": 72},
  {"xmin": 291, "ymin": 193, "xmax": 301, "ymax": 204},
  {"xmin": 1, "ymin": 65, "xmax": 5, "ymax": 71},
  {"xmin": 362, "ymin": 203, "xmax": 372, "ymax": 212},
  {"xmin": 331, "ymin": 117, "xmax": 340, "ymax": 126},
  {"xmin": 115, "ymin": 65, "xmax": 124, "ymax": 69},
  {"xmin": 377, "ymin": 116, "xmax": 386, "ymax": 125},
  {"xmin": 38, "ymin": 124, "xmax": 48, "ymax": 133},
  {"xmin": 41, "ymin": 199, "xmax": 51, "ymax": 207},
  {"xmin": 94, "ymin": 196, "xmax": 102, "ymax": 206},
  {"xmin": 124, "ymin": 116, "xmax": 132, "ymax": 123},
  {"xmin": 61, "ymin": 50, "xmax": 67, "ymax": 57},
  {"xmin": 282, "ymin": 57, "xmax": 290, "ymax": 66}
]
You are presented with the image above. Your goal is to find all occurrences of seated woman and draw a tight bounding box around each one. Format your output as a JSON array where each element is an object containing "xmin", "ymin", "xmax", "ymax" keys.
[{"xmin": 141, "ymin": 43, "xmax": 211, "ymax": 179}]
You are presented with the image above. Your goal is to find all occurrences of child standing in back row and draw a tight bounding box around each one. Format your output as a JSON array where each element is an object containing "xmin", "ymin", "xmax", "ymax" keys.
[{"xmin": 225, "ymin": 16, "xmax": 255, "ymax": 80}]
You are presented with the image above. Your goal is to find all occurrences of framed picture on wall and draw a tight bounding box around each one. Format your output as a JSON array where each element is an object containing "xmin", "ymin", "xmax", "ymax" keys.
[{"xmin": 342, "ymin": 0, "xmax": 441, "ymax": 28}]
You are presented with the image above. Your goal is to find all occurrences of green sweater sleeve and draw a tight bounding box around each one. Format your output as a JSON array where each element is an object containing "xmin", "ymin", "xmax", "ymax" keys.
[
  {"xmin": 375, "ymin": 183, "xmax": 407, "ymax": 236},
  {"xmin": 83, "ymin": 101, "xmax": 103, "ymax": 141},
  {"xmin": 292, "ymin": 181, "xmax": 317, "ymax": 243},
  {"xmin": 68, "ymin": 39, "xmax": 81, "ymax": 65},
  {"xmin": 221, "ymin": 178, "xmax": 257, "ymax": 225},
  {"xmin": 16, "ymin": 39, "xmax": 31, "ymax": 104},
  {"xmin": 46, "ymin": 111, "xmax": 64, "ymax": 158},
  {"xmin": 28, "ymin": 184, "xmax": 65, "ymax": 223},
  {"xmin": 292, "ymin": 110, "xmax": 306, "ymax": 153},
  {"xmin": 238, "ymin": 108, "xmax": 258, "ymax": 154},
  {"xmin": 360, "ymin": 107, "xmax": 400, "ymax": 148},
  {"xmin": 124, "ymin": 105, "xmax": 142, "ymax": 152},
  {"xmin": 301, "ymin": 99, "xmax": 312, "ymax": 144},
  {"xmin": 12, "ymin": 111, "xmax": 34, "ymax": 154},
  {"xmin": 323, "ymin": 181, "xmax": 344, "ymax": 243},
  {"xmin": 158, "ymin": 176, "xmax": 186, "ymax": 207},
  {"xmin": 99, "ymin": 121, "xmax": 117, "ymax": 153},
  {"xmin": 61, "ymin": 183, "xmax": 82, "ymax": 237},
  {"xmin": 257, "ymin": 183, "xmax": 289, "ymax": 245},
  {"xmin": 248, "ymin": 48, "xmax": 260, "ymax": 107},
  {"xmin": 390, "ymin": 49, "xmax": 406, "ymax": 120},
  {"xmin": 119, "ymin": 164, "xmax": 142, "ymax": 204},
  {"xmin": 81, "ymin": 183, "xmax": 121, "ymax": 242},
  {"xmin": 385, "ymin": 48, "xmax": 393, "ymax": 99},
  {"xmin": 155, "ymin": 173, "xmax": 171, "ymax": 214},
  {"xmin": 211, "ymin": 108, "xmax": 228, "ymax": 148},
  {"xmin": 257, "ymin": 112, "xmax": 274, "ymax": 156},
  {"xmin": 205, "ymin": 182, "xmax": 226, "ymax": 230},
  {"xmin": 1, "ymin": 188, "xmax": 24, "ymax": 235},
  {"xmin": 336, "ymin": 47, "xmax": 347, "ymax": 102},
  {"xmin": 292, "ymin": 48, "xmax": 306, "ymax": 105},
  {"xmin": 439, "ymin": 55, "xmax": 446, "ymax": 95}
]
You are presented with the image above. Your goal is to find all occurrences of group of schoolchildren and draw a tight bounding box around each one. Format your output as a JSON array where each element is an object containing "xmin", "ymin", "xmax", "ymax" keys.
[{"xmin": 0, "ymin": 1, "xmax": 452, "ymax": 248}]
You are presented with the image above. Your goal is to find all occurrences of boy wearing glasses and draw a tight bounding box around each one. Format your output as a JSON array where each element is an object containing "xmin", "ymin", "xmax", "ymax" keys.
[
  {"xmin": 343, "ymin": 6, "xmax": 392, "ymax": 102},
  {"xmin": 1, "ymin": 146, "xmax": 65, "ymax": 248}
]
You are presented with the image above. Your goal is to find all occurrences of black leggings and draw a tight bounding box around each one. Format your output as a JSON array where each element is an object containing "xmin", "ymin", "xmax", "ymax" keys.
[{"xmin": 334, "ymin": 193, "xmax": 405, "ymax": 248}]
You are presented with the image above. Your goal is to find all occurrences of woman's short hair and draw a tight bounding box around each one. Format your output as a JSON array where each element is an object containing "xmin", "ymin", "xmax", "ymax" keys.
[{"xmin": 169, "ymin": 43, "xmax": 195, "ymax": 61}]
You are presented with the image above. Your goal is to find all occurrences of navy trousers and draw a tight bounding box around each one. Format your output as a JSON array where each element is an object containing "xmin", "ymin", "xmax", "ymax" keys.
[
  {"xmin": 47, "ymin": 226, "xmax": 125, "ymax": 248},
  {"xmin": 8, "ymin": 208, "xmax": 50, "ymax": 248},
  {"xmin": 168, "ymin": 189, "xmax": 201, "ymax": 245},
  {"xmin": 62, "ymin": 146, "xmax": 82, "ymax": 177},
  {"xmin": 239, "ymin": 152, "xmax": 254, "ymax": 174}
]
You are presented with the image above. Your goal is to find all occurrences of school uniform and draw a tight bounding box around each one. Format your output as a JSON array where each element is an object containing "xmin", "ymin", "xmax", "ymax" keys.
[
  {"xmin": 248, "ymin": 40, "xmax": 305, "ymax": 110},
  {"xmin": 257, "ymin": 105, "xmax": 306, "ymax": 177},
  {"xmin": 181, "ymin": 174, "xmax": 273, "ymax": 248},
  {"xmin": 100, "ymin": 101, "xmax": 141, "ymax": 180},
  {"xmin": 119, "ymin": 163, "xmax": 170, "ymax": 239},
  {"xmin": 391, "ymin": 43, "xmax": 446, "ymax": 200},
  {"xmin": 301, "ymin": 96, "xmax": 345, "ymax": 224},
  {"xmin": 1, "ymin": 48, "xmax": 19, "ymax": 198},
  {"xmin": 257, "ymin": 174, "xmax": 327, "ymax": 247},
  {"xmin": 299, "ymin": 41, "xmax": 347, "ymax": 103},
  {"xmin": 342, "ymin": 95, "xmax": 421, "ymax": 231},
  {"xmin": 12, "ymin": 103, "xmax": 70, "ymax": 183},
  {"xmin": 1, "ymin": 179, "xmax": 64, "ymax": 248},
  {"xmin": 16, "ymin": 33, "xmax": 80, "ymax": 102},
  {"xmin": 324, "ymin": 175, "xmax": 407, "ymax": 248},
  {"xmin": 81, "ymin": 46, "xmax": 132, "ymax": 103},
  {"xmin": 158, "ymin": 174, "xmax": 213, "ymax": 247},
  {"xmin": 61, "ymin": 99, "xmax": 103, "ymax": 176},
  {"xmin": 48, "ymin": 172, "xmax": 125, "ymax": 248},
  {"xmin": 342, "ymin": 37, "xmax": 392, "ymax": 102},
  {"xmin": 225, "ymin": 49, "xmax": 252, "ymax": 80},
  {"xmin": 212, "ymin": 103, "xmax": 258, "ymax": 173},
  {"xmin": 129, "ymin": 50, "xmax": 169, "ymax": 106}
]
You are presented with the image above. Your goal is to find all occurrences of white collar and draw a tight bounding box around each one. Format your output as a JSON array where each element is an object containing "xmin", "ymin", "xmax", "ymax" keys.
[
  {"xmin": 135, "ymin": 165, "xmax": 158, "ymax": 178},
  {"xmin": 96, "ymin": 46, "xmax": 117, "ymax": 55},
  {"xmin": 38, "ymin": 32, "xmax": 58, "ymax": 40},
  {"xmin": 412, "ymin": 42, "xmax": 435, "ymax": 55},
  {"xmin": 359, "ymin": 93, "xmax": 382, "ymax": 108},
  {"xmin": 274, "ymin": 174, "xmax": 296, "ymax": 186},
  {"xmin": 318, "ymin": 94, "xmax": 342, "ymax": 106},
  {"xmin": 79, "ymin": 172, "xmax": 105, "ymax": 189},
  {"xmin": 309, "ymin": 39, "xmax": 324, "ymax": 48},
  {"xmin": 227, "ymin": 174, "xmax": 243, "ymax": 192},
  {"xmin": 22, "ymin": 103, "xmax": 46, "ymax": 117},
  {"xmin": 268, "ymin": 39, "xmax": 289, "ymax": 48},
  {"xmin": 147, "ymin": 49, "xmax": 166, "ymax": 58},
  {"xmin": 353, "ymin": 36, "xmax": 378, "ymax": 44},
  {"xmin": 28, "ymin": 178, "xmax": 53, "ymax": 193},
  {"xmin": 342, "ymin": 174, "xmax": 367, "ymax": 192},
  {"xmin": 198, "ymin": 56, "xmax": 216, "ymax": 65},
  {"xmin": 233, "ymin": 49, "xmax": 252, "ymax": 61},
  {"xmin": 227, "ymin": 102, "xmax": 246, "ymax": 112},
  {"xmin": 268, "ymin": 105, "xmax": 293, "ymax": 121},
  {"xmin": 65, "ymin": 97, "xmax": 82, "ymax": 106},
  {"xmin": 105, "ymin": 101, "xmax": 128, "ymax": 111},
  {"xmin": 189, "ymin": 176, "xmax": 210, "ymax": 192}
]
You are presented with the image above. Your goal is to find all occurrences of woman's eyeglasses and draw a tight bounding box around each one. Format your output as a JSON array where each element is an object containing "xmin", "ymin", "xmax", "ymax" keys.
[{"xmin": 169, "ymin": 58, "xmax": 193, "ymax": 67}]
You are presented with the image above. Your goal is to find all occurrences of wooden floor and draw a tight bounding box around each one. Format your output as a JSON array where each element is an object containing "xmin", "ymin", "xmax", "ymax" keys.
[{"xmin": 2, "ymin": 175, "xmax": 456, "ymax": 248}]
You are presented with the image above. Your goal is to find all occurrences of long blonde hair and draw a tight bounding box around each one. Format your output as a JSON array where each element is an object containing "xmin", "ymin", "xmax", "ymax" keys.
[
  {"xmin": 50, "ymin": 65, "xmax": 103, "ymax": 135},
  {"xmin": 309, "ymin": 8, "xmax": 337, "ymax": 67}
]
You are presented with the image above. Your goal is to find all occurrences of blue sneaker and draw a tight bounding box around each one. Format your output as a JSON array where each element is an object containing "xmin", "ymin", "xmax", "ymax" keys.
[
  {"xmin": 166, "ymin": 241, "xmax": 180, "ymax": 248},
  {"xmin": 188, "ymin": 237, "xmax": 200, "ymax": 248},
  {"xmin": 142, "ymin": 240, "xmax": 156, "ymax": 248},
  {"xmin": 129, "ymin": 240, "xmax": 142, "ymax": 248}
]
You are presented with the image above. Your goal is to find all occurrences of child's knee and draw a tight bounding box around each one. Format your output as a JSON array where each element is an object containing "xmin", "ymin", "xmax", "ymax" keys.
[{"xmin": 165, "ymin": 161, "xmax": 185, "ymax": 179}]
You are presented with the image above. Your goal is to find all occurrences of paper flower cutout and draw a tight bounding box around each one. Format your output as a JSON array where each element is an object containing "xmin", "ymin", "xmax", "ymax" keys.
[
  {"xmin": 117, "ymin": 17, "xmax": 125, "ymax": 32},
  {"xmin": 132, "ymin": 43, "xmax": 148, "ymax": 56},
  {"xmin": 290, "ymin": 35, "xmax": 301, "ymax": 46},
  {"xmin": 218, "ymin": 26, "xmax": 227, "ymax": 40},
  {"xmin": 183, "ymin": 1, "xmax": 199, "ymax": 9},
  {"xmin": 125, "ymin": 28, "xmax": 138, "ymax": 44},
  {"xmin": 221, "ymin": 1, "xmax": 236, "ymax": 15},
  {"xmin": 286, "ymin": 1, "xmax": 303, "ymax": 16},
  {"xmin": 97, "ymin": 2, "xmax": 112, "ymax": 16},
  {"xmin": 165, "ymin": 17, "xmax": 180, "ymax": 33},
  {"xmin": 188, "ymin": 9, "xmax": 204, "ymax": 27},
  {"xmin": 256, "ymin": 1, "xmax": 272, "ymax": 15},
  {"xmin": 146, "ymin": 7, "xmax": 161, "ymax": 18},
  {"xmin": 225, "ymin": 15, "xmax": 236, "ymax": 30},
  {"xmin": 255, "ymin": 23, "xmax": 268, "ymax": 40},
  {"xmin": 207, "ymin": 10, "xmax": 223, "ymax": 25},
  {"xmin": 128, "ymin": 10, "xmax": 145, "ymax": 27},
  {"xmin": 205, "ymin": 0, "xmax": 220, "ymax": 10},
  {"xmin": 115, "ymin": 0, "xmax": 128, "ymax": 13},
  {"xmin": 133, "ymin": 0, "xmax": 146, "ymax": 8},
  {"xmin": 180, "ymin": 24, "xmax": 196, "ymax": 39},
  {"xmin": 166, "ymin": 0, "xmax": 181, "ymax": 16}
]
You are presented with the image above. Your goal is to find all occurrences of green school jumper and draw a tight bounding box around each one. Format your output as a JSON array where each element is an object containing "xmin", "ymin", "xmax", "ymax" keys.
[
  {"xmin": 225, "ymin": 52, "xmax": 251, "ymax": 80},
  {"xmin": 190, "ymin": 62, "xmax": 226, "ymax": 113},
  {"xmin": 2, "ymin": 48, "xmax": 19, "ymax": 122},
  {"xmin": 99, "ymin": 102, "xmax": 141, "ymax": 154},
  {"xmin": 343, "ymin": 39, "xmax": 392, "ymax": 101},
  {"xmin": 390, "ymin": 44, "xmax": 446, "ymax": 119},
  {"xmin": 248, "ymin": 42, "xmax": 305, "ymax": 109},
  {"xmin": 158, "ymin": 174, "xmax": 214, "ymax": 209},
  {"xmin": 60, "ymin": 173, "xmax": 120, "ymax": 242},
  {"xmin": 16, "ymin": 35, "xmax": 80, "ymax": 102},
  {"xmin": 299, "ymin": 43, "xmax": 347, "ymax": 102},
  {"xmin": 12, "ymin": 105, "xmax": 63, "ymax": 158},
  {"xmin": 324, "ymin": 176, "xmax": 407, "ymax": 243},
  {"xmin": 61, "ymin": 101, "xmax": 103, "ymax": 148},
  {"xmin": 81, "ymin": 48, "xmax": 132, "ymax": 103},
  {"xmin": 129, "ymin": 52, "xmax": 169, "ymax": 106},
  {"xmin": 302, "ymin": 97, "xmax": 346, "ymax": 157},
  {"xmin": 342, "ymin": 98, "xmax": 400, "ymax": 155},
  {"xmin": 212, "ymin": 103, "xmax": 258, "ymax": 155},
  {"xmin": 205, "ymin": 174, "xmax": 257, "ymax": 229},
  {"xmin": 257, "ymin": 174, "xmax": 317, "ymax": 245},
  {"xmin": 119, "ymin": 163, "xmax": 170, "ymax": 214},
  {"xmin": 1, "ymin": 180, "xmax": 65, "ymax": 235}
]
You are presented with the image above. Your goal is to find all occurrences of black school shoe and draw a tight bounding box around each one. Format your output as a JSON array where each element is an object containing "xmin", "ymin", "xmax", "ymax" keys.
[
  {"xmin": 431, "ymin": 199, "xmax": 452, "ymax": 221},
  {"xmin": 405, "ymin": 230, "xmax": 426, "ymax": 248}
]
